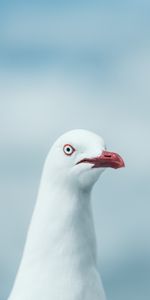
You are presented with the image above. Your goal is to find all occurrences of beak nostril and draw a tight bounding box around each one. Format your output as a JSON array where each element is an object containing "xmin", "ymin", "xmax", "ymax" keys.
[{"xmin": 104, "ymin": 154, "xmax": 112, "ymax": 158}]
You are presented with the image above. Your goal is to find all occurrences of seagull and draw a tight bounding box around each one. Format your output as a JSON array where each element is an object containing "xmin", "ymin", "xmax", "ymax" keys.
[{"xmin": 8, "ymin": 129, "xmax": 125, "ymax": 300}]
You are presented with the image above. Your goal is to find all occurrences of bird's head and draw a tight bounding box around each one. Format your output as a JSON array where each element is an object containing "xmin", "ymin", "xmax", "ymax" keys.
[{"xmin": 45, "ymin": 129, "xmax": 125, "ymax": 191}]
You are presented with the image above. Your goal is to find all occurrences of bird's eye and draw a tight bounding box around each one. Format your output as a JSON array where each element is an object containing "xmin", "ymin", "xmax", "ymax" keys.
[{"xmin": 63, "ymin": 144, "xmax": 75, "ymax": 156}]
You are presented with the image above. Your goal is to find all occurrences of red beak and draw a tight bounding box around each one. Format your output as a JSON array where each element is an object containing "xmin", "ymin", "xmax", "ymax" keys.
[{"xmin": 77, "ymin": 150, "xmax": 125, "ymax": 169}]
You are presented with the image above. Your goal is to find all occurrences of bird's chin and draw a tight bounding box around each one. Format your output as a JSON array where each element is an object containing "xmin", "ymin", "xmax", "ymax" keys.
[{"xmin": 74, "ymin": 165, "xmax": 105, "ymax": 190}]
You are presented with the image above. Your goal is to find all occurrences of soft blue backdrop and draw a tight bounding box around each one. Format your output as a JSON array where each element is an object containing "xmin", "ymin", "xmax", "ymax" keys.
[{"xmin": 0, "ymin": 1, "xmax": 150, "ymax": 299}]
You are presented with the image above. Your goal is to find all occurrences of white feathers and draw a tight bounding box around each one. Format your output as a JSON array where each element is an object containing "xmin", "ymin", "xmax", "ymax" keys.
[{"xmin": 8, "ymin": 130, "xmax": 107, "ymax": 300}]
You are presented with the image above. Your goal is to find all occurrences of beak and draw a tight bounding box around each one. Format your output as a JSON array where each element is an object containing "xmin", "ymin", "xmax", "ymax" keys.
[{"xmin": 77, "ymin": 150, "xmax": 125, "ymax": 169}]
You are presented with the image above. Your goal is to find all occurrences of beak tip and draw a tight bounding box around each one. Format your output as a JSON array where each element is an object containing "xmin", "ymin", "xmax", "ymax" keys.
[{"xmin": 116, "ymin": 158, "xmax": 125, "ymax": 169}]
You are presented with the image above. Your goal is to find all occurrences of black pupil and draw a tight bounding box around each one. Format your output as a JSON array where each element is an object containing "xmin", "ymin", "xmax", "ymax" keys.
[{"xmin": 66, "ymin": 147, "xmax": 71, "ymax": 152}]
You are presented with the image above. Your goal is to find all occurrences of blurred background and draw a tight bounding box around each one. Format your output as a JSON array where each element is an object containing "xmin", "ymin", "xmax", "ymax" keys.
[{"xmin": 0, "ymin": 1, "xmax": 150, "ymax": 299}]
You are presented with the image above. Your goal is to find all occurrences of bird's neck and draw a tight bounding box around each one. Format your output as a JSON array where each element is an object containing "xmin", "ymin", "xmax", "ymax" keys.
[
  {"xmin": 9, "ymin": 175, "xmax": 102, "ymax": 300},
  {"xmin": 22, "ymin": 177, "xmax": 97, "ymax": 267}
]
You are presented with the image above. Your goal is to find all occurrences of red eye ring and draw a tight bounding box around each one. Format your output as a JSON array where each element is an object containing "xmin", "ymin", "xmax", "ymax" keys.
[{"xmin": 63, "ymin": 144, "xmax": 76, "ymax": 156}]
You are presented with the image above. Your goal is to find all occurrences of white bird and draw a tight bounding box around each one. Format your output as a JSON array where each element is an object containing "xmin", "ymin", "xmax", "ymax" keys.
[{"xmin": 8, "ymin": 129, "xmax": 124, "ymax": 300}]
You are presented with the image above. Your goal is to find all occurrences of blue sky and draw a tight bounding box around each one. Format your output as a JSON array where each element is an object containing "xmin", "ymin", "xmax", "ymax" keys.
[{"xmin": 0, "ymin": 1, "xmax": 150, "ymax": 300}]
